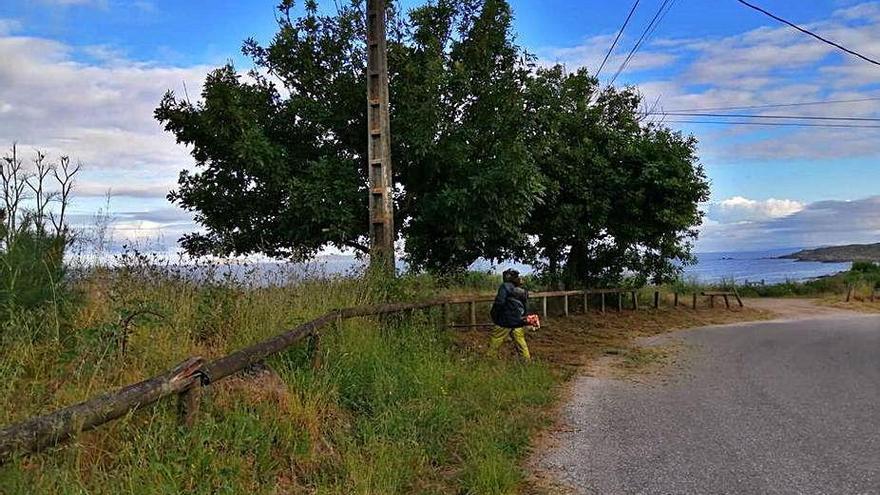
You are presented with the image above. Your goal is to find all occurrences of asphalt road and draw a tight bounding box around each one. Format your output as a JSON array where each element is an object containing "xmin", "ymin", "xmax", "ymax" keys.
[{"xmin": 537, "ymin": 314, "xmax": 880, "ymax": 494}]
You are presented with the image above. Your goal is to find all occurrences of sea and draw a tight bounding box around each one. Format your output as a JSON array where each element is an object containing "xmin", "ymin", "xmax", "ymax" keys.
[
  {"xmin": 76, "ymin": 247, "xmax": 851, "ymax": 286},
  {"xmin": 680, "ymin": 248, "xmax": 851, "ymax": 285}
]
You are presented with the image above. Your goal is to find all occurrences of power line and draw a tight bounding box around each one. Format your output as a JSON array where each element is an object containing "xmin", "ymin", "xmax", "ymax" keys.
[
  {"xmin": 665, "ymin": 119, "xmax": 880, "ymax": 129},
  {"xmin": 610, "ymin": 0, "xmax": 673, "ymax": 83},
  {"xmin": 657, "ymin": 111, "xmax": 880, "ymax": 122},
  {"xmin": 610, "ymin": 0, "xmax": 675, "ymax": 85},
  {"xmin": 668, "ymin": 96, "xmax": 880, "ymax": 112},
  {"xmin": 596, "ymin": 0, "xmax": 641, "ymax": 78},
  {"xmin": 737, "ymin": 0, "xmax": 880, "ymax": 67},
  {"xmin": 643, "ymin": 0, "xmax": 676, "ymax": 46}
]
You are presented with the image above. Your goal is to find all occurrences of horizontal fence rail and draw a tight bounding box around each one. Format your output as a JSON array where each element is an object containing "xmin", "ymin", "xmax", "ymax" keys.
[{"xmin": 0, "ymin": 286, "xmax": 742, "ymax": 462}]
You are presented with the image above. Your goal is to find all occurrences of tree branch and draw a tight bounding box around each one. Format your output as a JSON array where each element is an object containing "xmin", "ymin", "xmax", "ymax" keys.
[{"xmin": 343, "ymin": 240, "xmax": 370, "ymax": 254}]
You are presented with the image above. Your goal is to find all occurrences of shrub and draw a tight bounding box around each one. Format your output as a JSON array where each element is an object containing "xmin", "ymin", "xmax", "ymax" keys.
[
  {"xmin": 851, "ymin": 261, "xmax": 880, "ymax": 273},
  {"xmin": 0, "ymin": 220, "xmax": 68, "ymax": 320}
]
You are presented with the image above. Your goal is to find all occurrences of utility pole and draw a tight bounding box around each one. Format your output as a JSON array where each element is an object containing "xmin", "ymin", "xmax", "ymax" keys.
[{"xmin": 366, "ymin": 0, "xmax": 395, "ymax": 273}]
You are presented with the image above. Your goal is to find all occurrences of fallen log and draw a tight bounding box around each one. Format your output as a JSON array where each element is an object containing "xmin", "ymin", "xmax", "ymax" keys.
[
  {"xmin": 202, "ymin": 312, "xmax": 339, "ymax": 383},
  {"xmin": 0, "ymin": 357, "xmax": 203, "ymax": 462}
]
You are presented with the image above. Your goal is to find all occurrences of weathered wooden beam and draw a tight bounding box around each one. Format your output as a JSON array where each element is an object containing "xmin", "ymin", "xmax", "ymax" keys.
[
  {"xmin": 632, "ymin": 291, "xmax": 639, "ymax": 310},
  {"xmin": 692, "ymin": 292, "xmax": 698, "ymax": 309},
  {"xmin": 674, "ymin": 292, "xmax": 679, "ymax": 307},
  {"xmin": 307, "ymin": 331, "xmax": 322, "ymax": 371},
  {"xmin": 203, "ymin": 313, "xmax": 338, "ymax": 383},
  {"xmin": 732, "ymin": 287, "xmax": 744, "ymax": 307},
  {"xmin": 563, "ymin": 294, "xmax": 569, "ymax": 316},
  {"xmin": 723, "ymin": 294, "xmax": 730, "ymax": 309},
  {"xmin": 469, "ymin": 301, "xmax": 477, "ymax": 327},
  {"xmin": 600, "ymin": 293, "xmax": 606, "ymax": 314},
  {"xmin": 617, "ymin": 292, "xmax": 623, "ymax": 312},
  {"xmin": 366, "ymin": 0, "xmax": 395, "ymax": 272},
  {"xmin": 542, "ymin": 296, "xmax": 548, "ymax": 319},
  {"xmin": 583, "ymin": 291, "xmax": 588, "ymax": 313},
  {"xmin": 0, "ymin": 357, "xmax": 204, "ymax": 461},
  {"xmin": 654, "ymin": 291, "xmax": 660, "ymax": 309},
  {"xmin": 178, "ymin": 381, "xmax": 201, "ymax": 428}
]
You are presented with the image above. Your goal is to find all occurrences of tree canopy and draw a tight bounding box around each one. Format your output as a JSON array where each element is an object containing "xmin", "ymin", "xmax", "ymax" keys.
[{"xmin": 156, "ymin": 0, "xmax": 709, "ymax": 284}]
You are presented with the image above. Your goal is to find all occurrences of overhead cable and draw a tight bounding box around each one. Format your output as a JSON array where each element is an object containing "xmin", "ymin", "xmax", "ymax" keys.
[
  {"xmin": 737, "ymin": 0, "xmax": 880, "ymax": 67},
  {"xmin": 596, "ymin": 0, "xmax": 642, "ymax": 78}
]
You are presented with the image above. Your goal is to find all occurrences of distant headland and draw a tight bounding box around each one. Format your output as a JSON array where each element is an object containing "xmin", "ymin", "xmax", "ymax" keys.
[{"xmin": 781, "ymin": 243, "xmax": 880, "ymax": 263}]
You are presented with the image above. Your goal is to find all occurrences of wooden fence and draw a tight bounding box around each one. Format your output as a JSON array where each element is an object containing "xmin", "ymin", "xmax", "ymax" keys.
[
  {"xmin": 0, "ymin": 287, "xmax": 741, "ymax": 462},
  {"xmin": 845, "ymin": 285, "xmax": 880, "ymax": 302}
]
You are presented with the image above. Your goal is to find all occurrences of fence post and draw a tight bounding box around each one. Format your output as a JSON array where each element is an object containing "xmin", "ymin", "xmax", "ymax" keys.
[
  {"xmin": 654, "ymin": 291, "xmax": 660, "ymax": 309},
  {"xmin": 632, "ymin": 291, "xmax": 639, "ymax": 310},
  {"xmin": 600, "ymin": 293, "xmax": 606, "ymax": 314},
  {"xmin": 563, "ymin": 294, "xmax": 569, "ymax": 317},
  {"xmin": 709, "ymin": 295, "xmax": 715, "ymax": 308},
  {"xmin": 723, "ymin": 294, "xmax": 730, "ymax": 309},
  {"xmin": 443, "ymin": 302, "xmax": 450, "ymax": 327},
  {"xmin": 617, "ymin": 292, "xmax": 623, "ymax": 312},
  {"xmin": 692, "ymin": 292, "xmax": 697, "ymax": 309},
  {"xmin": 733, "ymin": 287, "xmax": 744, "ymax": 307},
  {"xmin": 542, "ymin": 296, "xmax": 548, "ymax": 319},
  {"xmin": 178, "ymin": 382, "xmax": 201, "ymax": 428},
  {"xmin": 469, "ymin": 301, "xmax": 477, "ymax": 326},
  {"xmin": 846, "ymin": 285, "xmax": 853, "ymax": 302},
  {"xmin": 583, "ymin": 290, "xmax": 589, "ymax": 313},
  {"xmin": 308, "ymin": 331, "xmax": 322, "ymax": 370},
  {"xmin": 674, "ymin": 292, "xmax": 679, "ymax": 307}
]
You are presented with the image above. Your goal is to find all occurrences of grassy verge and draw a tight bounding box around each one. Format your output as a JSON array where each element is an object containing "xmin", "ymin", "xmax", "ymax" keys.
[
  {"xmin": 673, "ymin": 261, "xmax": 880, "ymax": 300},
  {"xmin": 0, "ymin": 262, "xmax": 772, "ymax": 494}
]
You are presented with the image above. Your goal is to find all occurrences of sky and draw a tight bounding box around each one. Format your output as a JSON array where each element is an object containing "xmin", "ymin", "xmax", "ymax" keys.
[{"xmin": 0, "ymin": 0, "xmax": 879, "ymax": 254}]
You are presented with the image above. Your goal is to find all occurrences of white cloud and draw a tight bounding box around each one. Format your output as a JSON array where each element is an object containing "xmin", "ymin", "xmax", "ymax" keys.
[
  {"xmin": 0, "ymin": 27, "xmax": 213, "ymax": 248},
  {"xmin": 535, "ymin": 33, "xmax": 678, "ymax": 74},
  {"xmin": 707, "ymin": 196, "xmax": 805, "ymax": 224},
  {"xmin": 554, "ymin": 1, "xmax": 880, "ymax": 162},
  {"xmin": 698, "ymin": 196, "xmax": 880, "ymax": 251},
  {"xmin": 75, "ymin": 180, "xmax": 173, "ymax": 198},
  {"xmin": 0, "ymin": 35, "xmax": 210, "ymax": 174},
  {"xmin": 0, "ymin": 19, "xmax": 22, "ymax": 36}
]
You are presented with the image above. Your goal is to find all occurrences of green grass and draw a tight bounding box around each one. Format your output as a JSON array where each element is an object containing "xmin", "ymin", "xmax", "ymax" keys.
[
  {"xmin": 0, "ymin": 261, "xmax": 556, "ymax": 494},
  {"xmin": 664, "ymin": 262, "xmax": 880, "ymax": 300}
]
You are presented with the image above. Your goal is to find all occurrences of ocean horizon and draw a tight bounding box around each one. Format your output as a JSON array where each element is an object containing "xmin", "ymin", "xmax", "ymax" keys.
[{"xmin": 72, "ymin": 246, "xmax": 853, "ymax": 286}]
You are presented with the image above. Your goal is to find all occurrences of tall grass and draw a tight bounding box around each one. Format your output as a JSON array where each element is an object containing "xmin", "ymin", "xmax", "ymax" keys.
[{"xmin": 0, "ymin": 255, "xmax": 555, "ymax": 494}]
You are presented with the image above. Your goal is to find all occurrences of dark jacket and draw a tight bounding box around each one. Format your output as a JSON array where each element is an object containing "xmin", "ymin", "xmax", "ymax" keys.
[{"xmin": 491, "ymin": 282, "xmax": 529, "ymax": 328}]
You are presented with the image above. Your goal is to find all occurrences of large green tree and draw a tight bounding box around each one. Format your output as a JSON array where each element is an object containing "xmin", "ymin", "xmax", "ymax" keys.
[
  {"xmin": 156, "ymin": 0, "xmax": 542, "ymax": 270},
  {"xmin": 524, "ymin": 66, "xmax": 709, "ymax": 286},
  {"xmin": 156, "ymin": 0, "xmax": 707, "ymax": 279}
]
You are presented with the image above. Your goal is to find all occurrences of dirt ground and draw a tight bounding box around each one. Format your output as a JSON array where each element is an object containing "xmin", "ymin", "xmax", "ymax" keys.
[
  {"xmin": 744, "ymin": 297, "xmax": 866, "ymax": 320},
  {"xmin": 451, "ymin": 303, "xmax": 774, "ymax": 372}
]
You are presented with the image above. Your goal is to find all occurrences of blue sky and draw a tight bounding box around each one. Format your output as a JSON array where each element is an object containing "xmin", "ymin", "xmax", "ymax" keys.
[{"xmin": 1, "ymin": 0, "xmax": 879, "ymax": 253}]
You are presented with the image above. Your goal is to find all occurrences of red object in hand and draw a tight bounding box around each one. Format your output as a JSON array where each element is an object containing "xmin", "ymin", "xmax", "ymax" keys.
[{"xmin": 526, "ymin": 314, "xmax": 541, "ymax": 328}]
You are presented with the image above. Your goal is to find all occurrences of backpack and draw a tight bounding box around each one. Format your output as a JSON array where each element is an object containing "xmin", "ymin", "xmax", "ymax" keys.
[{"xmin": 490, "ymin": 302, "xmax": 501, "ymax": 326}]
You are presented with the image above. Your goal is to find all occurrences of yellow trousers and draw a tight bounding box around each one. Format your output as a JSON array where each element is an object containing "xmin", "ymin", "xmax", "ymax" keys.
[{"xmin": 487, "ymin": 326, "xmax": 531, "ymax": 361}]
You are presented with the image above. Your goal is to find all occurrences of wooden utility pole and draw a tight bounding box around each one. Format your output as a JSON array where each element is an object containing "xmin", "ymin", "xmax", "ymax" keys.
[{"xmin": 366, "ymin": 0, "xmax": 395, "ymax": 273}]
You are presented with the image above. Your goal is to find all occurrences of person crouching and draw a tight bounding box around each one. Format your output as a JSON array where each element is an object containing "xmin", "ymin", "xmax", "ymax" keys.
[{"xmin": 488, "ymin": 269, "xmax": 532, "ymax": 361}]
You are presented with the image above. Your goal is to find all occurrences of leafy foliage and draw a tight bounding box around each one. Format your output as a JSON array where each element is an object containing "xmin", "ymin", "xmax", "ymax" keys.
[
  {"xmin": 0, "ymin": 145, "xmax": 78, "ymax": 331},
  {"xmin": 0, "ymin": 218, "xmax": 66, "ymax": 316},
  {"xmin": 523, "ymin": 66, "xmax": 709, "ymax": 286},
  {"xmin": 157, "ymin": 0, "xmax": 708, "ymax": 281}
]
